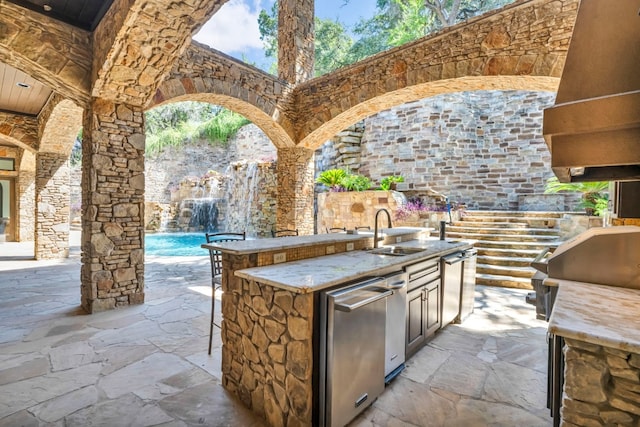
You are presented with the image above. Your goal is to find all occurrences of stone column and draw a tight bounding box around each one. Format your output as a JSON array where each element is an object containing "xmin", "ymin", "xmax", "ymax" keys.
[
  {"xmin": 35, "ymin": 153, "xmax": 70, "ymax": 259},
  {"xmin": 81, "ymin": 99, "xmax": 145, "ymax": 313},
  {"xmin": 276, "ymin": 147, "xmax": 315, "ymax": 235},
  {"xmin": 17, "ymin": 151, "xmax": 36, "ymax": 242},
  {"xmin": 278, "ymin": 0, "xmax": 314, "ymax": 84}
]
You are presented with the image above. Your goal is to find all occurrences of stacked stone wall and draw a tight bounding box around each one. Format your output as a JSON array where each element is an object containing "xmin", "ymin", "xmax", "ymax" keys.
[
  {"xmin": 225, "ymin": 161, "xmax": 277, "ymax": 238},
  {"xmin": 359, "ymin": 90, "xmax": 560, "ymax": 210},
  {"xmin": 145, "ymin": 124, "xmax": 275, "ymax": 204},
  {"xmin": 228, "ymin": 124, "xmax": 277, "ymax": 164},
  {"xmin": 17, "ymin": 151, "xmax": 36, "ymax": 242},
  {"xmin": 562, "ymin": 339, "xmax": 640, "ymax": 426},
  {"xmin": 315, "ymin": 122, "xmax": 365, "ymax": 175},
  {"xmin": 222, "ymin": 274, "xmax": 314, "ymax": 427},
  {"xmin": 35, "ymin": 153, "xmax": 70, "ymax": 259}
]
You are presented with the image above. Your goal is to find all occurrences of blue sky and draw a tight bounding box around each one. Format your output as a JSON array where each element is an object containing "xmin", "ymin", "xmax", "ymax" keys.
[{"xmin": 193, "ymin": 0, "xmax": 378, "ymax": 70}]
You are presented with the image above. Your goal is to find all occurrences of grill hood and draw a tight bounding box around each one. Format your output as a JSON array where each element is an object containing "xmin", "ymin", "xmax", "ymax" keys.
[{"xmin": 543, "ymin": 0, "xmax": 640, "ymax": 183}]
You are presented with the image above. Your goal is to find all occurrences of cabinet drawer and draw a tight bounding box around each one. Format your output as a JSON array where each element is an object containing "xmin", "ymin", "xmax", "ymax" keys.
[{"xmin": 406, "ymin": 259, "xmax": 440, "ymax": 291}]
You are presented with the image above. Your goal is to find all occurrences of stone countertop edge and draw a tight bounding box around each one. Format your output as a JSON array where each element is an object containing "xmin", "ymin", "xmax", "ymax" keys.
[
  {"xmin": 200, "ymin": 227, "xmax": 431, "ymax": 255},
  {"xmin": 234, "ymin": 239, "xmax": 472, "ymax": 294},
  {"xmin": 548, "ymin": 279, "xmax": 640, "ymax": 353}
]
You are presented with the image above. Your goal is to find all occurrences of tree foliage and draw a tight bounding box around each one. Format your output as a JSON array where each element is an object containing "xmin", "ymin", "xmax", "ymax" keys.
[{"xmin": 258, "ymin": 0, "xmax": 514, "ymax": 75}]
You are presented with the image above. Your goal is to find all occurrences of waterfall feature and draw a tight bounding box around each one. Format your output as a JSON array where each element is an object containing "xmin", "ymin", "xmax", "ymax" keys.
[
  {"xmin": 159, "ymin": 161, "xmax": 277, "ymax": 237},
  {"xmin": 223, "ymin": 161, "xmax": 277, "ymax": 238},
  {"xmin": 177, "ymin": 198, "xmax": 221, "ymax": 232}
]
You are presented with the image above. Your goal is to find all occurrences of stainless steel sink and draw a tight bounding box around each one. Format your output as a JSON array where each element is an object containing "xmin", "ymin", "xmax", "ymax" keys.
[{"xmin": 369, "ymin": 246, "xmax": 425, "ymax": 256}]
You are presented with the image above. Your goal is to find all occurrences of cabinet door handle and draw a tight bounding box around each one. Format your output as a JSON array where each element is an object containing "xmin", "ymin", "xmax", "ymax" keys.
[{"xmin": 421, "ymin": 288, "xmax": 427, "ymax": 301}]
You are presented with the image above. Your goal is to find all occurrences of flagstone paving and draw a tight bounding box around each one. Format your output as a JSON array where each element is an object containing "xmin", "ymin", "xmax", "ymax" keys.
[{"xmin": 0, "ymin": 236, "xmax": 551, "ymax": 426}]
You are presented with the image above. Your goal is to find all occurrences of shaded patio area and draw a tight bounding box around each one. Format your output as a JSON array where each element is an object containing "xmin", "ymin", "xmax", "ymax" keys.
[{"xmin": 0, "ymin": 235, "xmax": 551, "ymax": 426}]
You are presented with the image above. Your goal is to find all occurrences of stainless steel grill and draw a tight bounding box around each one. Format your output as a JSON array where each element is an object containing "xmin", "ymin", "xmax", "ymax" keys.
[{"xmin": 527, "ymin": 226, "xmax": 640, "ymax": 320}]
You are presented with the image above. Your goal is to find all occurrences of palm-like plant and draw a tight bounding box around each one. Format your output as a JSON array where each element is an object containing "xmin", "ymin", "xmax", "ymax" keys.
[
  {"xmin": 316, "ymin": 169, "xmax": 347, "ymax": 191},
  {"xmin": 544, "ymin": 177, "xmax": 609, "ymax": 216}
]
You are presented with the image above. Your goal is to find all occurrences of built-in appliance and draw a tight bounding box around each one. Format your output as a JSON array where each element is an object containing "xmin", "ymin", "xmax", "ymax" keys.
[
  {"xmin": 382, "ymin": 271, "xmax": 407, "ymax": 383},
  {"xmin": 319, "ymin": 277, "xmax": 392, "ymax": 427},
  {"xmin": 459, "ymin": 248, "xmax": 478, "ymax": 322},
  {"xmin": 525, "ymin": 226, "xmax": 640, "ymax": 426},
  {"xmin": 441, "ymin": 252, "xmax": 464, "ymax": 327},
  {"xmin": 542, "ymin": 0, "xmax": 640, "ymax": 182}
]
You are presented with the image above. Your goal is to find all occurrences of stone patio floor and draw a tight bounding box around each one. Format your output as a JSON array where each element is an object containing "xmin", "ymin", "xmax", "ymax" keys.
[{"xmin": 0, "ymin": 235, "xmax": 551, "ymax": 426}]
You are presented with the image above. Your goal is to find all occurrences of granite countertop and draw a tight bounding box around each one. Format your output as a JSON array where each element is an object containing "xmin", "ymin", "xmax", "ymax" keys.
[
  {"xmin": 234, "ymin": 238, "xmax": 471, "ymax": 294},
  {"xmin": 200, "ymin": 227, "xmax": 429, "ymax": 255},
  {"xmin": 548, "ymin": 279, "xmax": 640, "ymax": 353}
]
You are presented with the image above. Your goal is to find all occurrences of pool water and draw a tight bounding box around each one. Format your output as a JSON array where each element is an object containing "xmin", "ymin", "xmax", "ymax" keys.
[{"xmin": 145, "ymin": 233, "xmax": 210, "ymax": 256}]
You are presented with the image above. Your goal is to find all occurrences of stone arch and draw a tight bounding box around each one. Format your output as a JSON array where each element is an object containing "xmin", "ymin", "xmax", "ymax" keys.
[
  {"xmin": 299, "ymin": 75, "xmax": 560, "ymax": 150},
  {"xmin": 149, "ymin": 92, "xmax": 296, "ymax": 149},
  {"xmin": 0, "ymin": 113, "xmax": 38, "ymax": 152},
  {"xmin": 38, "ymin": 97, "xmax": 84, "ymax": 156},
  {"xmin": 155, "ymin": 44, "xmax": 296, "ymax": 148}
]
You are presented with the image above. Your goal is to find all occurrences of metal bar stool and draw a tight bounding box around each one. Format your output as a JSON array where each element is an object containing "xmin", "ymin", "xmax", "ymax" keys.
[{"xmin": 205, "ymin": 231, "xmax": 245, "ymax": 355}]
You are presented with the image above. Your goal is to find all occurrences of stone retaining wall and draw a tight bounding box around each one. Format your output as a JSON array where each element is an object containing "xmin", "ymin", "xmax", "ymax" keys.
[
  {"xmin": 562, "ymin": 338, "xmax": 640, "ymax": 426},
  {"xmin": 359, "ymin": 90, "xmax": 558, "ymax": 210}
]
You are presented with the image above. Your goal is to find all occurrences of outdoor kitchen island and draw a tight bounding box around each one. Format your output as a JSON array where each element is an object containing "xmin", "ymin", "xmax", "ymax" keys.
[
  {"xmin": 202, "ymin": 229, "xmax": 473, "ymax": 427},
  {"xmin": 548, "ymin": 279, "xmax": 640, "ymax": 427}
]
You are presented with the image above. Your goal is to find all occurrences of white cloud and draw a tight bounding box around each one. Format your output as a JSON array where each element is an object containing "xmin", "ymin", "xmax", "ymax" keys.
[{"xmin": 193, "ymin": 0, "xmax": 271, "ymax": 54}]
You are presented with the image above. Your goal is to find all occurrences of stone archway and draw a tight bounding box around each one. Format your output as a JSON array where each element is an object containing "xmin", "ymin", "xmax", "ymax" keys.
[
  {"xmin": 298, "ymin": 75, "xmax": 560, "ymax": 150},
  {"xmin": 149, "ymin": 92, "xmax": 295, "ymax": 149},
  {"xmin": 34, "ymin": 97, "xmax": 84, "ymax": 259}
]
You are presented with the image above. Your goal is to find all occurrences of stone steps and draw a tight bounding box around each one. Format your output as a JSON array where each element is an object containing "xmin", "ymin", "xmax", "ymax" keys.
[
  {"xmin": 476, "ymin": 254, "xmax": 535, "ymax": 268},
  {"xmin": 476, "ymin": 263, "xmax": 536, "ymax": 278},
  {"xmin": 447, "ymin": 224, "xmax": 559, "ymax": 236},
  {"xmin": 475, "ymin": 273, "xmax": 535, "ymax": 289},
  {"xmin": 457, "ymin": 210, "xmax": 563, "ymax": 289},
  {"xmin": 459, "ymin": 210, "xmax": 567, "ymax": 229},
  {"xmin": 447, "ymin": 231, "xmax": 559, "ymax": 243}
]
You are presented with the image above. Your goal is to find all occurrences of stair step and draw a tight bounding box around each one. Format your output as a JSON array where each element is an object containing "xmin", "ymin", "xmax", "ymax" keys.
[
  {"xmin": 451, "ymin": 210, "xmax": 566, "ymax": 290},
  {"xmin": 476, "ymin": 246, "xmax": 545, "ymax": 258},
  {"xmin": 452, "ymin": 220, "xmax": 530, "ymax": 228},
  {"xmin": 447, "ymin": 225, "xmax": 560, "ymax": 236},
  {"xmin": 476, "ymin": 255, "xmax": 535, "ymax": 267},
  {"xmin": 476, "ymin": 263, "xmax": 536, "ymax": 278},
  {"xmin": 472, "ymin": 239, "xmax": 557, "ymax": 251},
  {"xmin": 475, "ymin": 273, "xmax": 534, "ymax": 290},
  {"xmin": 463, "ymin": 210, "xmax": 567, "ymax": 218},
  {"xmin": 447, "ymin": 231, "xmax": 560, "ymax": 243}
]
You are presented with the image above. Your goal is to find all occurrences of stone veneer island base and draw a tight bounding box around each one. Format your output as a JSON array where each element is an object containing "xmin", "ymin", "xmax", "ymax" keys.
[
  {"xmin": 222, "ymin": 277, "xmax": 314, "ymax": 426},
  {"xmin": 549, "ymin": 280, "xmax": 640, "ymax": 426}
]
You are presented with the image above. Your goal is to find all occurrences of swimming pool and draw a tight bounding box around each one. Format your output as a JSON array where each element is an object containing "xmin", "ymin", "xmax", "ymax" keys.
[{"xmin": 145, "ymin": 233, "xmax": 210, "ymax": 256}]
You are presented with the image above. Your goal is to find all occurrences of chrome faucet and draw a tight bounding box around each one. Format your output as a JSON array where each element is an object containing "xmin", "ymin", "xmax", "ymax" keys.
[{"xmin": 373, "ymin": 208, "xmax": 393, "ymax": 249}]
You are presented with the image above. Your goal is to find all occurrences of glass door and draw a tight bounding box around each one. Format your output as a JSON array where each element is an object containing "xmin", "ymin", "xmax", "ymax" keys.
[{"xmin": 0, "ymin": 179, "xmax": 11, "ymax": 242}]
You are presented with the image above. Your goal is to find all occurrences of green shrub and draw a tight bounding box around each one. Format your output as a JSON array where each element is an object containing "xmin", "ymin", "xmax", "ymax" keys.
[
  {"xmin": 380, "ymin": 175, "xmax": 404, "ymax": 190},
  {"xmin": 197, "ymin": 109, "xmax": 250, "ymax": 145},
  {"xmin": 316, "ymin": 169, "xmax": 348, "ymax": 190},
  {"xmin": 340, "ymin": 174, "xmax": 372, "ymax": 191},
  {"xmin": 544, "ymin": 177, "xmax": 610, "ymax": 216}
]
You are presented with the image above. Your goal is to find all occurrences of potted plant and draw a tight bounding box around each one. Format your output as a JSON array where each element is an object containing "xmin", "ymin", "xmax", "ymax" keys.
[
  {"xmin": 340, "ymin": 173, "xmax": 372, "ymax": 191},
  {"xmin": 544, "ymin": 177, "xmax": 609, "ymax": 216},
  {"xmin": 316, "ymin": 169, "xmax": 348, "ymax": 191},
  {"xmin": 316, "ymin": 169, "xmax": 373, "ymax": 192},
  {"xmin": 380, "ymin": 175, "xmax": 404, "ymax": 191}
]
